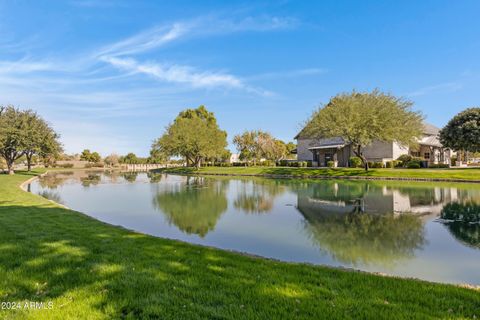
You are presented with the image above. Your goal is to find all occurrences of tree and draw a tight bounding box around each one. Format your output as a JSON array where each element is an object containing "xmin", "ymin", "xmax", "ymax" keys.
[
  {"xmin": 233, "ymin": 130, "xmax": 288, "ymax": 163},
  {"xmin": 0, "ymin": 106, "xmax": 29, "ymax": 174},
  {"xmin": 151, "ymin": 105, "xmax": 227, "ymax": 168},
  {"xmin": 439, "ymin": 108, "xmax": 480, "ymax": 154},
  {"xmin": 104, "ymin": 153, "xmax": 120, "ymax": 167},
  {"xmin": 80, "ymin": 149, "xmax": 101, "ymax": 163},
  {"xmin": 22, "ymin": 111, "xmax": 62, "ymax": 171},
  {"xmin": 122, "ymin": 152, "xmax": 139, "ymax": 164},
  {"xmin": 303, "ymin": 90, "xmax": 424, "ymax": 171}
]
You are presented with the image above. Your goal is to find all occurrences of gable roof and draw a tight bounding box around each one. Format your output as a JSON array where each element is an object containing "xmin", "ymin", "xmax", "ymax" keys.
[{"xmin": 295, "ymin": 122, "xmax": 442, "ymax": 140}]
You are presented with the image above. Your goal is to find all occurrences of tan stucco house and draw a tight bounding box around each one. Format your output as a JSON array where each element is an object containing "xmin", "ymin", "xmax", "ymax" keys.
[{"xmin": 295, "ymin": 123, "xmax": 451, "ymax": 167}]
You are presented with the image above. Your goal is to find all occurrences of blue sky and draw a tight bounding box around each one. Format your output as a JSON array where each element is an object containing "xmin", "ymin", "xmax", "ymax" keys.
[{"xmin": 1, "ymin": 1, "xmax": 479, "ymax": 156}]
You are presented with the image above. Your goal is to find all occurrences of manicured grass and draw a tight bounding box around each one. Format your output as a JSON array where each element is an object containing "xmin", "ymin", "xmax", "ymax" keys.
[
  {"xmin": 161, "ymin": 166, "xmax": 480, "ymax": 181},
  {"xmin": 0, "ymin": 171, "xmax": 479, "ymax": 319}
]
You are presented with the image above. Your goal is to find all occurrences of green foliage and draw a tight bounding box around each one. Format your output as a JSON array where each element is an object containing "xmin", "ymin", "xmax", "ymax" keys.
[
  {"xmin": 151, "ymin": 105, "xmax": 227, "ymax": 168},
  {"xmin": 440, "ymin": 107, "xmax": 480, "ymax": 152},
  {"xmin": 80, "ymin": 149, "xmax": 101, "ymax": 163},
  {"xmin": 233, "ymin": 130, "xmax": 291, "ymax": 163},
  {"xmin": 303, "ymin": 90, "xmax": 424, "ymax": 170},
  {"xmin": 406, "ymin": 161, "xmax": 421, "ymax": 169},
  {"xmin": 0, "ymin": 106, "xmax": 61, "ymax": 174},
  {"xmin": 122, "ymin": 152, "xmax": 139, "ymax": 164},
  {"xmin": 327, "ymin": 160, "xmax": 335, "ymax": 168},
  {"xmin": 428, "ymin": 163, "xmax": 450, "ymax": 169},
  {"xmin": 104, "ymin": 153, "xmax": 120, "ymax": 167},
  {"xmin": 349, "ymin": 156, "xmax": 362, "ymax": 168}
]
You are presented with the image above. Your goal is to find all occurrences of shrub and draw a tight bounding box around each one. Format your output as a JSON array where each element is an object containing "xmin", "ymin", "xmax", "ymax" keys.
[
  {"xmin": 385, "ymin": 161, "xmax": 393, "ymax": 168},
  {"xmin": 327, "ymin": 161, "xmax": 335, "ymax": 168},
  {"xmin": 406, "ymin": 161, "xmax": 421, "ymax": 169},
  {"xmin": 367, "ymin": 161, "xmax": 374, "ymax": 168},
  {"xmin": 397, "ymin": 154, "xmax": 413, "ymax": 163},
  {"xmin": 260, "ymin": 160, "xmax": 276, "ymax": 167},
  {"xmin": 370, "ymin": 162, "xmax": 384, "ymax": 168},
  {"xmin": 349, "ymin": 156, "xmax": 362, "ymax": 168},
  {"xmin": 85, "ymin": 162, "xmax": 104, "ymax": 168},
  {"xmin": 58, "ymin": 163, "xmax": 74, "ymax": 168},
  {"xmin": 429, "ymin": 163, "xmax": 449, "ymax": 168}
]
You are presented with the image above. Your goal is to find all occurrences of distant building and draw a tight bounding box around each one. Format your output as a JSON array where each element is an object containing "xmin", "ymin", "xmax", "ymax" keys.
[
  {"xmin": 228, "ymin": 153, "xmax": 241, "ymax": 163},
  {"xmin": 295, "ymin": 123, "xmax": 451, "ymax": 167}
]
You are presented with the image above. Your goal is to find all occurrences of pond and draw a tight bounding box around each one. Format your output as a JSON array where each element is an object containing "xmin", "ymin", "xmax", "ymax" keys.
[{"xmin": 28, "ymin": 171, "xmax": 480, "ymax": 285}]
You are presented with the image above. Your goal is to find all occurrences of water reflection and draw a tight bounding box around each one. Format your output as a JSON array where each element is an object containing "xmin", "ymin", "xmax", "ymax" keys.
[
  {"xmin": 29, "ymin": 172, "xmax": 480, "ymax": 284},
  {"xmin": 152, "ymin": 176, "xmax": 228, "ymax": 237},
  {"xmin": 233, "ymin": 179, "xmax": 285, "ymax": 214},
  {"xmin": 296, "ymin": 181, "xmax": 426, "ymax": 266},
  {"xmin": 440, "ymin": 203, "xmax": 480, "ymax": 249}
]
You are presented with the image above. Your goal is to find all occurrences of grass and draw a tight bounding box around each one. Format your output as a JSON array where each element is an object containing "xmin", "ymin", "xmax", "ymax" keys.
[
  {"xmin": 160, "ymin": 166, "xmax": 480, "ymax": 182},
  {"xmin": 0, "ymin": 171, "xmax": 479, "ymax": 319}
]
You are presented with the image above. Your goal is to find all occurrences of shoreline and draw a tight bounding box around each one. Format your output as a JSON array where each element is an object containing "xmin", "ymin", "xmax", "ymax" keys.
[{"xmin": 157, "ymin": 169, "xmax": 480, "ymax": 183}]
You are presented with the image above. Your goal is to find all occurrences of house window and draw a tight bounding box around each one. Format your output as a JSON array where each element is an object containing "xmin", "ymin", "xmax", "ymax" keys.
[
  {"xmin": 411, "ymin": 151, "xmax": 420, "ymax": 157},
  {"xmin": 424, "ymin": 152, "xmax": 430, "ymax": 160}
]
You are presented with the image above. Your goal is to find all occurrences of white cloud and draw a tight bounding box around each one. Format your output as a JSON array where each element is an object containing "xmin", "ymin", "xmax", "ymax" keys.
[
  {"xmin": 102, "ymin": 56, "xmax": 244, "ymax": 89},
  {"xmin": 407, "ymin": 82, "xmax": 463, "ymax": 97}
]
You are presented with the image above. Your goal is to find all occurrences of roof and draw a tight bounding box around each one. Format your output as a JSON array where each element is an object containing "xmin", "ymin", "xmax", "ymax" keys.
[
  {"xmin": 307, "ymin": 137, "xmax": 346, "ymax": 149},
  {"xmin": 418, "ymin": 135, "xmax": 442, "ymax": 147},
  {"xmin": 422, "ymin": 123, "xmax": 440, "ymax": 135}
]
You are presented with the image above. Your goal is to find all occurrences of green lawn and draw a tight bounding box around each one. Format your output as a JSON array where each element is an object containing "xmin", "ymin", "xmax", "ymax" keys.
[
  {"xmin": 160, "ymin": 166, "xmax": 480, "ymax": 182},
  {"xmin": 0, "ymin": 171, "xmax": 479, "ymax": 319}
]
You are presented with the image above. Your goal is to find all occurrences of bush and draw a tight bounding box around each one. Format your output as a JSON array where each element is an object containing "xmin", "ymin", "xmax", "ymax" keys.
[
  {"xmin": 349, "ymin": 157, "xmax": 362, "ymax": 168},
  {"xmin": 429, "ymin": 163, "xmax": 450, "ymax": 168},
  {"xmin": 406, "ymin": 161, "xmax": 421, "ymax": 169},
  {"xmin": 397, "ymin": 154, "xmax": 413, "ymax": 163},
  {"xmin": 58, "ymin": 163, "xmax": 74, "ymax": 168},
  {"xmin": 85, "ymin": 162, "xmax": 104, "ymax": 168},
  {"xmin": 370, "ymin": 162, "xmax": 384, "ymax": 168},
  {"xmin": 260, "ymin": 160, "xmax": 276, "ymax": 167},
  {"xmin": 278, "ymin": 160, "xmax": 289, "ymax": 166},
  {"xmin": 327, "ymin": 161, "xmax": 335, "ymax": 168}
]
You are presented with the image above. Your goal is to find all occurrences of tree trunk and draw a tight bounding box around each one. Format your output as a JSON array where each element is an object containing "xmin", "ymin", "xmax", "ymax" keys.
[
  {"xmin": 353, "ymin": 144, "xmax": 369, "ymax": 171},
  {"xmin": 26, "ymin": 152, "xmax": 33, "ymax": 172},
  {"xmin": 6, "ymin": 160, "xmax": 14, "ymax": 175}
]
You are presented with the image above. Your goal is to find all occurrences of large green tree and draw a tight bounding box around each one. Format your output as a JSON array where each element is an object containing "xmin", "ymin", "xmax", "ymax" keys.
[
  {"xmin": 0, "ymin": 106, "xmax": 28, "ymax": 174},
  {"xmin": 439, "ymin": 108, "xmax": 480, "ymax": 154},
  {"xmin": 80, "ymin": 149, "xmax": 101, "ymax": 163},
  {"xmin": 151, "ymin": 105, "xmax": 227, "ymax": 168},
  {"xmin": 23, "ymin": 111, "xmax": 62, "ymax": 171},
  {"xmin": 303, "ymin": 90, "xmax": 424, "ymax": 170}
]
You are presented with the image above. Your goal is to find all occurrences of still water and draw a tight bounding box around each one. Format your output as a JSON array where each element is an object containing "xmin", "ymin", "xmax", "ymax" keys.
[{"xmin": 28, "ymin": 171, "xmax": 480, "ymax": 285}]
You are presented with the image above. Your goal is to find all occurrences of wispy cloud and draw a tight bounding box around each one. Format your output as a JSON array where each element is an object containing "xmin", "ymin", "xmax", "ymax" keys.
[
  {"xmin": 102, "ymin": 56, "xmax": 243, "ymax": 88},
  {"xmin": 407, "ymin": 82, "xmax": 463, "ymax": 97},
  {"xmin": 248, "ymin": 68, "xmax": 327, "ymax": 81}
]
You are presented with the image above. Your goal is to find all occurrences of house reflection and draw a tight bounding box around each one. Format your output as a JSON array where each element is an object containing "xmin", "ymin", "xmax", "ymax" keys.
[{"xmin": 294, "ymin": 181, "xmax": 467, "ymax": 267}]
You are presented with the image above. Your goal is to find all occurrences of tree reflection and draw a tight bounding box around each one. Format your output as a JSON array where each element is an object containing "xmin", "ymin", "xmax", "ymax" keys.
[
  {"xmin": 38, "ymin": 190, "xmax": 64, "ymax": 205},
  {"xmin": 80, "ymin": 174, "xmax": 101, "ymax": 187},
  {"xmin": 152, "ymin": 177, "xmax": 228, "ymax": 237},
  {"xmin": 122, "ymin": 172, "xmax": 138, "ymax": 183},
  {"xmin": 301, "ymin": 210, "xmax": 425, "ymax": 267},
  {"xmin": 38, "ymin": 172, "xmax": 73, "ymax": 189},
  {"xmin": 440, "ymin": 202, "xmax": 480, "ymax": 249},
  {"xmin": 233, "ymin": 179, "xmax": 285, "ymax": 214},
  {"xmin": 147, "ymin": 172, "xmax": 162, "ymax": 183}
]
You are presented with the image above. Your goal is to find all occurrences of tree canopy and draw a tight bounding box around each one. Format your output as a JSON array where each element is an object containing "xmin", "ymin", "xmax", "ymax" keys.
[
  {"xmin": 151, "ymin": 105, "xmax": 228, "ymax": 168},
  {"xmin": 303, "ymin": 90, "xmax": 424, "ymax": 170},
  {"xmin": 233, "ymin": 130, "xmax": 289, "ymax": 163},
  {"xmin": 80, "ymin": 149, "xmax": 101, "ymax": 163},
  {"xmin": 0, "ymin": 105, "xmax": 61, "ymax": 174},
  {"xmin": 439, "ymin": 108, "xmax": 480, "ymax": 153}
]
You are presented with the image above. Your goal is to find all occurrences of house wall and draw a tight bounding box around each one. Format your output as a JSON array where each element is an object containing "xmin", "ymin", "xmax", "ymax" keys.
[
  {"xmin": 362, "ymin": 140, "xmax": 395, "ymax": 162},
  {"xmin": 297, "ymin": 138, "xmax": 315, "ymax": 161}
]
